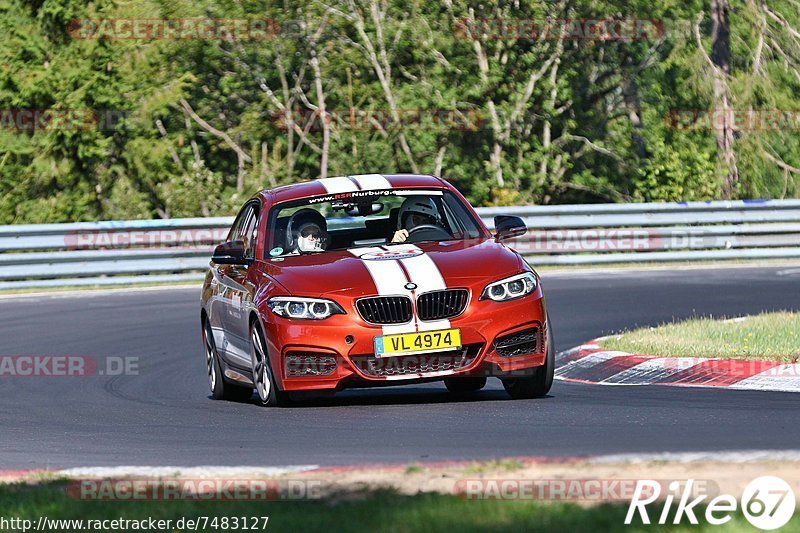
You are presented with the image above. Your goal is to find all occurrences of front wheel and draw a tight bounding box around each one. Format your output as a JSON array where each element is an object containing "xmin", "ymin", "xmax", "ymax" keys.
[
  {"xmin": 250, "ymin": 321, "xmax": 291, "ymax": 407},
  {"xmin": 502, "ymin": 319, "xmax": 555, "ymax": 400}
]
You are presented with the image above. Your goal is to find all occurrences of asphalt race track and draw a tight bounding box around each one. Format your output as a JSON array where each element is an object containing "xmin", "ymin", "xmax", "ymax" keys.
[{"xmin": 1, "ymin": 266, "xmax": 799, "ymax": 469}]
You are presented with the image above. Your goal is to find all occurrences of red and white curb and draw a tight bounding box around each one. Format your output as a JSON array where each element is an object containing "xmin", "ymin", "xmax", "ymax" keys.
[{"xmin": 556, "ymin": 340, "xmax": 800, "ymax": 392}]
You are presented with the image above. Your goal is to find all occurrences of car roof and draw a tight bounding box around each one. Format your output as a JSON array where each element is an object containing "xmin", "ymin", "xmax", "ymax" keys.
[{"xmin": 257, "ymin": 174, "xmax": 450, "ymax": 204}]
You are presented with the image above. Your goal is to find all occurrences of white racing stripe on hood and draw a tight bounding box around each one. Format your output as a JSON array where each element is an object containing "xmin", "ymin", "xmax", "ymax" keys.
[
  {"xmin": 350, "ymin": 244, "xmax": 454, "ymax": 335},
  {"xmin": 350, "ymin": 174, "xmax": 392, "ymax": 190},
  {"xmin": 393, "ymin": 245, "xmax": 451, "ymax": 331},
  {"xmin": 318, "ymin": 176, "xmax": 359, "ymax": 193},
  {"xmin": 349, "ymin": 247, "xmax": 417, "ymax": 334}
]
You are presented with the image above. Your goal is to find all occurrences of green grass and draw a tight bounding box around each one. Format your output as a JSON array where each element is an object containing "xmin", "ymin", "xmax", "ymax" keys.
[
  {"xmin": 1, "ymin": 481, "xmax": 796, "ymax": 532},
  {"xmin": 599, "ymin": 311, "xmax": 800, "ymax": 361},
  {"xmin": 462, "ymin": 459, "xmax": 526, "ymax": 475},
  {"xmin": 404, "ymin": 464, "xmax": 424, "ymax": 474}
]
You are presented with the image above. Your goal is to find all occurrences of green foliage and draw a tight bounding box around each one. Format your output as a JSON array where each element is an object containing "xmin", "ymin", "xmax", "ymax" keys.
[
  {"xmin": 1, "ymin": 0, "xmax": 799, "ymax": 223},
  {"xmin": 633, "ymin": 134, "xmax": 719, "ymax": 202}
]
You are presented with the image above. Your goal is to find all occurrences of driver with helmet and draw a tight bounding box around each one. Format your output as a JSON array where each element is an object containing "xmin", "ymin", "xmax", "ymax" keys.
[
  {"xmin": 287, "ymin": 208, "xmax": 329, "ymax": 254},
  {"xmin": 391, "ymin": 197, "xmax": 444, "ymax": 243}
]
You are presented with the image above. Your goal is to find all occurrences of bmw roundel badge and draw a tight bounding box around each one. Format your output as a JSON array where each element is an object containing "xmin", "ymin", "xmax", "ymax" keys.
[{"xmin": 405, "ymin": 282, "xmax": 417, "ymax": 290}]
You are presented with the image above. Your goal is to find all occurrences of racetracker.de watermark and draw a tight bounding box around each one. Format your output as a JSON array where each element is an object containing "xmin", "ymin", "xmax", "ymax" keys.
[
  {"xmin": 63, "ymin": 228, "xmax": 228, "ymax": 250},
  {"xmin": 68, "ymin": 18, "xmax": 280, "ymax": 40},
  {"xmin": 271, "ymin": 108, "xmax": 485, "ymax": 132},
  {"xmin": 667, "ymin": 109, "xmax": 800, "ymax": 131},
  {"xmin": 657, "ymin": 357, "xmax": 800, "ymax": 376},
  {"xmin": 453, "ymin": 478, "xmax": 719, "ymax": 501},
  {"xmin": 0, "ymin": 356, "xmax": 138, "ymax": 377},
  {"xmin": 0, "ymin": 109, "xmax": 125, "ymax": 132},
  {"xmin": 516, "ymin": 229, "xmax": 657, "ymax": 253},
  {"xmin": 454, "ymin": 18, "xmax": 665, "ymax": 41},
  {"xmin": 68, "ymin": 479, "xmax": 322, "ymax": 501},
  {"xmin": 485, "ymin": 228, "xmax": 722, "ymax": 253}
]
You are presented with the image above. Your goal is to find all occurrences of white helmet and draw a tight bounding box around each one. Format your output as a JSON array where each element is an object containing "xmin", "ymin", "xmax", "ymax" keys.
[
  {"xmin": 287, "ymin": 209, "xmax": 328, "ymax": 253},
  {"xmin": 296, "ymin": 222, "xmax": 327, "ymax": 253},
  {"xmin": 397, "ymin": 197, "xmax": 440, "ymax": 230}
]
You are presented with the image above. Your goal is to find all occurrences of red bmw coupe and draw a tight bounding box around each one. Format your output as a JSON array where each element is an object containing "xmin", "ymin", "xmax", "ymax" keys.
[{"xmin": 200, "ymin": 174, "xmax": 553, "ymax": 406}]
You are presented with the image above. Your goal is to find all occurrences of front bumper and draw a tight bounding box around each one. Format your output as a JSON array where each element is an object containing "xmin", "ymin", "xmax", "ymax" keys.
[{"xmin": 262, "ymin": 291, "xmax": 548, "ymax": 392}]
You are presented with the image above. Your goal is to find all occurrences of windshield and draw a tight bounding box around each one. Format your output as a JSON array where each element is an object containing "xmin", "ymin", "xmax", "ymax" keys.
[{"xmin": 265, "ymin": 189, "xmax": 485, "ymax": 257}]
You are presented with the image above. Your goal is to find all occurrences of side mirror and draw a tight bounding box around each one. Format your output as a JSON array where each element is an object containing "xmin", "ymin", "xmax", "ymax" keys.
[
  {"xmin": 493, "ymin": 215, "xmax": 527, "ymax": 240},
  {"xmin": 212, "ymin": 240, "xmax": 250, "ymax": 265}
]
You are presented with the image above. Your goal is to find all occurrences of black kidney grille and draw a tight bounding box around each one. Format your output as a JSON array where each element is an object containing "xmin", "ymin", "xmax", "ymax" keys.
[
  {"xmin": 356, "ymin": 296, "xmax": 413, "ymax": 324},
  {"xmin": 417, "ymin": 289, "xmax": 469, "ymax": 321}
]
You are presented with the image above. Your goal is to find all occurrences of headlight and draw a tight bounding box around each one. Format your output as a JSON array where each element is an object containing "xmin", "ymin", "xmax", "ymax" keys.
[
  {"xmin": 267, "ymin": 297, "xmax": 345, "ymax": 320},
  {"xmin": 480, "ymin": 272, "xmax": 537, "ymax": 302}
]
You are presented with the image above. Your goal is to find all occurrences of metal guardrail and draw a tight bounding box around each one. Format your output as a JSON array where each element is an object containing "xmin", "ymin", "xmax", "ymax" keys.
[{"xmin": 1, "ymin": 200, "xmax": 798, "ymax": 289}]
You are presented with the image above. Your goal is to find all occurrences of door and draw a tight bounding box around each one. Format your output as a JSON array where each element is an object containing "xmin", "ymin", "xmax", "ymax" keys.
[{"xmin": 215, "ymin": 201, "xmax": 261, "ymax": 368}]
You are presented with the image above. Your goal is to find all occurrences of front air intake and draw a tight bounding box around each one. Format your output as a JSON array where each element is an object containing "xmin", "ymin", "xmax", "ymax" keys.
[{"xmin": 493, "ymin": 327, "xmax": 540, "ymax": 357}]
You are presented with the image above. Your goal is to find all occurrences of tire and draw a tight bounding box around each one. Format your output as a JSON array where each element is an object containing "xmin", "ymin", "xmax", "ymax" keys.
[
  {"xmin": 502, "ymin": 318, "xmax": 555, "ymax": 400},
  {"xmin": 250, "ymin": 320, "xmax": 291, "ymax": 407},
  {"xmin": 444, "ymin": 376, "xmax": 487, "ymax": 394},
  {"xmin": 203, "ymin": 319, "xmax": 253, "ymax": 402}
]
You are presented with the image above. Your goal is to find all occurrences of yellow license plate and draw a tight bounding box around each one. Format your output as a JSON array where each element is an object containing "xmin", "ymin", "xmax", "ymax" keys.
[{"xmin": 374, "ymin": 328, "xmax": 461, "ymax": 357}]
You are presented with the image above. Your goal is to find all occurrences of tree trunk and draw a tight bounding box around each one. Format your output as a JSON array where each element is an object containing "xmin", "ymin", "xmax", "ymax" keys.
[
  {"xmin": 710, "ymin": 0, "xmax": 738, "ymax": 199},
  {"xmin": 622, "ymin": 76, "xmax": 648, "ymax": 160}
]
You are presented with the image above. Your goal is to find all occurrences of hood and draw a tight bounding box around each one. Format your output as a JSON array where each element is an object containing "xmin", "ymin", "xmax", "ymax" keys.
[{"xmin": 259, "ymin": 238, "xmax": 524, "ymax": 299}]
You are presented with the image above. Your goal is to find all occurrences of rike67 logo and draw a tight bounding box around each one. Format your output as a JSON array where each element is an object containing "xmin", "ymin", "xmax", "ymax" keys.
[{"xmin": 626, "ymin": 476, "xmax": 795, "ymax": 530}]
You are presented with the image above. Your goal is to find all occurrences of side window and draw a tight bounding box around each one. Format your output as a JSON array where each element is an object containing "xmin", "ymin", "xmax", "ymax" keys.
[
  {"xmin": 241, "ymin": 206, "xmax": 260, "ymax": 260},
  {"xmin": 443, "ymin": 193, "xmax": 481, "ymax": 238},
  {"xmin": 228, "ymin": 203, "xmax": 260, "ymax": 260},
  {"xmin": 228, "ymin": 207, "xmax": 249, "ymax": 242}
]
